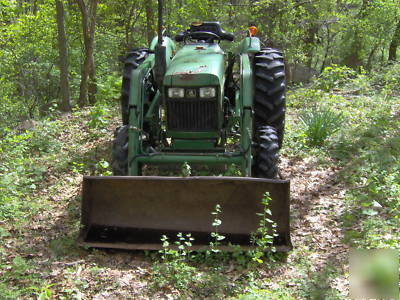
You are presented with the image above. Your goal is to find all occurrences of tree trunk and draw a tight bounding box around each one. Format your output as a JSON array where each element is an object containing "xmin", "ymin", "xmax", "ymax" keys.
[
  {"xmin": 366, "ymin": 42, "xmax": 379, "ymax": 70},
  {"xmin": 55, "ymin": 0, "xmax": 71, "ymax": 112},
  {"xmin": 145, "ymin": 0, "xmax": 155, "ymax": 45},
  {"xmin": 87, "ymin": 0, "xmax": 97, "ymax": 105},
  {"xmin": 389, "ymin": 20, "xmax": 400, "ymax": 61},
  {"xmin": 304, "ymin": 24, "xmax": 318, "ymax": 68},
  {"xmin": 76, "ymin": 0, "xmax": 98, "ymax": 107},
  {"xmin": 343, "ymin": 0, "xmax": 371, "ymax": 69},
  {"xmin": 320, "ymin": 25, "xmax": 331, "ymax": 73}
]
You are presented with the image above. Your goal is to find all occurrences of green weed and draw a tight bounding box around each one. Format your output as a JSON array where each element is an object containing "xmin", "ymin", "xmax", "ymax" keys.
[
  {"xmin": 94, "ymin": 159, "xmax": 112, "ymax": 176},
  {"xmin": 210, "ymin": 204, "xmax": 225, "ymax": 253},
  {"xmin": 299, "ymin": 107, "xmax": 343, "ymax": 147},
  {"xmin": 149, "ymin": 193, "xmax": 286, "ymax": 297},
  {"xmin": 0, "ymin": 121, "xmax": 62, "ymax": 220},
  {"xmin": 31, "ymin": 284, "xmax": 56, "ymax": 300},
  {"xmin": 152, "ymin": 234, "xmax": 197, "ymax": 290},
  {"xmin": 71, "ymin": 161, "xmax": 86, "ymax": 174},
  {"xmin": 316, "ymin": 64, "xmax": 356, "ymax": 92},
  {"xmin": 181, "ymin": 161, "xmax": 192, "ymax": 177},
  {"xmin": 0, "ymin": 256, "xmax": 42, "ymax": 299},
  {"xmin": 370, "ymin": 63, "xmax": 400, "ymax": 96},
  {"xmin": 235, "ymin": 287, "xmax": 295, "ymax": 300},
  {"xmin": 88, "ymin": 103, "xmax": 110, "ymax": 130},
  {"xmin": 250, "ymin": 192, "xmax": 277, "ymax": 264},
  {"xmin": 96, "ymin": 73, "xmax": 122, "ymax": 102}
]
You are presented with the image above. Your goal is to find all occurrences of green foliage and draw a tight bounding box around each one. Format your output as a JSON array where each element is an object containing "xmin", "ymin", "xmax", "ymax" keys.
[
  {"xmin": 326, "ymin": 73, "xmax": 400, "ymax": 248},
  {"xmin": 149, "ymin": 193, "xmax": 286, "ymax": 297},
  {"xmin": 286, "ymin": 63, "xmax": 400, "ymax": 250},
  {"xmin": 210, "ymin": 204, "xmax": 225, "ymax": 253},
  {"xmin": 370, "ymin": 63, "xmax": 400, "ymax": 96},
  {"xmin": 180, "ymin": 161, "xmax": 192, "ymax": 177},
  {"xmin": 224, "ymin": 164, "xmax": 243, "ymax": 176},
  {"xmin": 88, "ymin": 103, "xmax": 111, "ymax": 130},
  {"xmin": 299, "ymin": 107, "xmax": 344, "ymax": 147},
  {"xmin": 235, "ymin": 287, "xmax": 295, "ymax": 300},
  {"xmin": 31, "ymin": 284, "xmax": 56, "ymax": 300},
  {"xmin": 152, "ymin": 232, "xmax": 235, "ymax": 298},
  {"xmin": 0, "ymin": 120, "xmax": 62, "ymax": 220},
  {"xmin": 316, "ymin": 64, "xmax": 356, "ymax": 92},
  {"xmin": 94, "ymin": 159, "xmax": 112, "ymax": 176},
  {"xmin": 152, "ymin": 259, "xmax": 198, "ymax": 291},
  {"xmin": 152, "ymin": 234, "xmax": 197, "ymax": 290},
  {"xmin": 0, "ymin": 255, "xmax": 44, "ymax": 299},
  {"xmin": 71, "ymin": 161, "xmax": 86, "ymax": 174},
  {"xmin": 1, "ymin": 0, "xmax": 399, "ymax": 131},
  {"xmin": 1, "ymin": 1, "xmax": 400, "ymax": 298},
  {"xmin": 250, "ymin": 193, "xmax": 277, "ymax": 264},
  {"xmin": 0, "ymin": 1, "xmax": 59, "ymax": 125},
  {"xmin": 96, "ymin": 73, "xmax": 122, "ymax": 102},
  {"xmin": 294, "ymin": 261, "xmax": 342, "ymax": 299}
]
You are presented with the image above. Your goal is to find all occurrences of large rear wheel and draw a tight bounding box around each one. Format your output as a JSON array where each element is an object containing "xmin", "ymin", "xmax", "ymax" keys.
[
  {"xmin": 253, "ymin": 48, "xmax": 286, "ymax": 147},
  {"xmin": 121, "ymin": 48, "xmax": 149, "ymax": 125}
]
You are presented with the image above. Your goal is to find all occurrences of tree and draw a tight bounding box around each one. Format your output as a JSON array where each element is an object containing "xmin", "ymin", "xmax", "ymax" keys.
[
  {"xmin": 55, "ymin": 0, "xmax": 71, "ymax": 112},
  {"xmin": 389, "ymin": 20, "xmax": 400, "ymax": 61},
  {"xmin": 145, "ymin": 0, "xmax": 155, "ymax": 45},
  {"xmin": 76, "ymin": 0, "xmax": 98, "ymax": 107},
  {"xmin": 343, "ymin": 0, "xmax": 371, "ymax": 69}
]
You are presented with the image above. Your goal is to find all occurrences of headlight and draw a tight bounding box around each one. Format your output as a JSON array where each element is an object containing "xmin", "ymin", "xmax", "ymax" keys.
[
  {"xmin": 199, "ymin": 87, "xmax": 216, "ymax": 98},
  {"xmin": 168, "ymin": 88, "xmax": 184, "ymax": 98}
]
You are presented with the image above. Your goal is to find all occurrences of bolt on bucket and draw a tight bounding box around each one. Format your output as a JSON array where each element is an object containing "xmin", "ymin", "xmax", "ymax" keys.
[{"xmin": 77, "ymin": 176, "xmax": 292, "ymax": 251}]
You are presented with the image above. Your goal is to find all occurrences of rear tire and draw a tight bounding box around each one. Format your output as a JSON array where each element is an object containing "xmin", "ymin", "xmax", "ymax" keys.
[
  {"xmin": 121, "ymin": 48, "xmax": 149, "ymax": 125},
  {"xmin": 253, "ymin": 48, "xmax": 286, "ymax": 147},
  {"xmin": 112, "ymin": 125, "xmax": 128, "ymax": 175},
  {"xmin": 252, "ymin": 126, "xmax": 279, "ymax": 179}
]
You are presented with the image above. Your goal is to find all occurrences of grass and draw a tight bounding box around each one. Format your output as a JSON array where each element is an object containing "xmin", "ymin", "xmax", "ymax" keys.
[{"xmin": 299, "ymin": 107, "xmax": 343, "ymax": 147}]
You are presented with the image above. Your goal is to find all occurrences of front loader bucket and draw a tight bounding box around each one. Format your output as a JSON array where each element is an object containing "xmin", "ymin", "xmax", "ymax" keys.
[{"xmin": 77, "ymin": 176, "xmax": 291, "ymax": 251}]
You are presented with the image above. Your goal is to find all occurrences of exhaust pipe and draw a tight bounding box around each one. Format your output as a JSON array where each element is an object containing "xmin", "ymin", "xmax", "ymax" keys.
[{"xmin": 154, "ymin": 0, "xmax": 166, "ymax": 88}]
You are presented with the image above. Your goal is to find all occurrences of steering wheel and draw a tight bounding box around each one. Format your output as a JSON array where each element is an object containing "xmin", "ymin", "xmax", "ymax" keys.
[{"xmin": 184, "ymin": 31, "xmax": 221, "ymax": 43}]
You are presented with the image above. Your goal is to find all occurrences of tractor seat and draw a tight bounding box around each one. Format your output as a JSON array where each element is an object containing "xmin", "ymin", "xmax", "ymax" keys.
[{"xmin": 175, "ymin": 21, "xmax": 234, "ymax": 43}]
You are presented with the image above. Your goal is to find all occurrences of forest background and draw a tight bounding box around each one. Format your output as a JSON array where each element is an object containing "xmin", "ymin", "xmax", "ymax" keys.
[{"xmin": 0, "ymin": 0, "xmax": 399, "ymax": 127}]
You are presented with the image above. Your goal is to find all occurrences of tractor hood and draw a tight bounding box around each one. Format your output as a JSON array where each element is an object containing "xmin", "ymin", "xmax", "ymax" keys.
[{"xmin": 164, "ymin": 44, "xmax": 225, "ymax": 86}]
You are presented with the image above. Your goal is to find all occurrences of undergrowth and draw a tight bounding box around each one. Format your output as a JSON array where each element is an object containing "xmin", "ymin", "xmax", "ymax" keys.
[
  {"xmin": 0, "ymin": 104, "xmax": 117, "ymax": 299},
  {"xmin": 286, "ymin": 63, "xmax": 400, "ymax": 250},
  {"xmin": 149, "ymin": 195, "xmax": 283, "ymax": 298}
]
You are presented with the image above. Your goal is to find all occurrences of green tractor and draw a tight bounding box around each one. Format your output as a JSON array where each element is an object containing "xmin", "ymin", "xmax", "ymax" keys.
[{"xmin": 78, "ymin": 2, "xmax": 291, "ymax": 251}]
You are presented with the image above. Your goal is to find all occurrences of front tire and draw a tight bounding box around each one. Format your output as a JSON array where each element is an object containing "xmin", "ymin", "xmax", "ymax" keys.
[
  {"xmin": 112, "ymin": 126, "xmax": 128, "ymax": 175},
  {"xmin": 252, "ymin": 126, "xmax": 279, "ymax": 179}
]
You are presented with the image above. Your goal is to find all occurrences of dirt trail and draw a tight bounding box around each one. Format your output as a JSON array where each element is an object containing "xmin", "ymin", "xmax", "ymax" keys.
[{"xmin": 278, "ymin": 155, "xmax": 349, "ymax": 295}]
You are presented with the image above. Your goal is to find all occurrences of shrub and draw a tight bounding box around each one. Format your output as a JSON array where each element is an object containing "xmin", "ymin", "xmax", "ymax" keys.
[
  {"xmin": 88, "ymin": 103, "xmax": 110, "ymax": 129},
  {"xmin": 316, "ymin": 64, "xmax": 356, "ymax": 91}
]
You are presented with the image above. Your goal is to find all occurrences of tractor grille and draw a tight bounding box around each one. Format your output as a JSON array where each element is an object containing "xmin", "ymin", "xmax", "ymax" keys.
[{"xmin": 166, "ymin": 98, "xmax": 218, "ymax": 131}]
